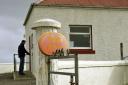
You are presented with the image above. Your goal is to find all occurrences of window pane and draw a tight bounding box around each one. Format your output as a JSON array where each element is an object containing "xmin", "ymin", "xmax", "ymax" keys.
[
  {"xmin": 70, "ymin": 34, "xmax": 90, "ymax": 47},
  {"xmin": 70, "ymin": 26, "xmax": 90, "ymax": 33}
]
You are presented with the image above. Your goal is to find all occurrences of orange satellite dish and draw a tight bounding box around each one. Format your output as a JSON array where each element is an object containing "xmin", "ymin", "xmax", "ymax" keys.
[{"xmin": 38, "ymin": 32, "xmax": 68, "ymax": 56}]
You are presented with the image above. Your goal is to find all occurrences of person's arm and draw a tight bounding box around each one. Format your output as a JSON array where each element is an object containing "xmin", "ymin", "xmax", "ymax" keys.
[
  {"xmin": 25, "ymin": 50, "xmax": 30, "ymax": 55},
  {"xmin": 23, "ymin": 46, "xmax": 30, "ymax": 55}
]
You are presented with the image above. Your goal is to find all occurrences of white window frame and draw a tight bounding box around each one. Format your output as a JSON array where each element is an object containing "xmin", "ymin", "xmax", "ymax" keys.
[{"xmin": 69, "ymin": 25, "xmax": 92, "ymax": 49}]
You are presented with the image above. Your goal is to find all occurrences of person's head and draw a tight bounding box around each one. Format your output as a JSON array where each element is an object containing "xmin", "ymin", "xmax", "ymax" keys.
[{"xmin": 21, "ymin": 40, "xmax": 26, "ymax": 44}]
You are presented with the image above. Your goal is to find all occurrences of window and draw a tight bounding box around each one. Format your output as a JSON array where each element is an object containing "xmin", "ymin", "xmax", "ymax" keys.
[
  {"xmin": 69, "ymin": 25, "xmax": 95, "ymax": 54},
  {"xmin": 70, "ymin": 25, "xmax": 92, "ymax": 49}
]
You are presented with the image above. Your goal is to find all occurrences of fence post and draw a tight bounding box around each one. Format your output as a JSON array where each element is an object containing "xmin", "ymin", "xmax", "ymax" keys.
[
  {"xmin": 14, "ymin": 54, "xmax": 16, "ymax": 72},
  {"xmin": 75, "ymin": 53, "xmax": 79, "ymax": 85}
]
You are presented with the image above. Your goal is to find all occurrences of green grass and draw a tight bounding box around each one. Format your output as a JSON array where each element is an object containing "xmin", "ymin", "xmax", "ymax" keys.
[
  {"xmin": 0, "ymin": 72, "xmax": 13, "ymax": 79},
  {"xmin": 13, "ymin": 71, "xmax": 35, "ymax": 80}
]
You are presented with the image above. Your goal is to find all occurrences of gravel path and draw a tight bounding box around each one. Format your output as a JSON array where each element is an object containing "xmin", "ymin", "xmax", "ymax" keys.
[{"xmin": 0, "ymin": 73, "xmax": 36, "ymax": 85}]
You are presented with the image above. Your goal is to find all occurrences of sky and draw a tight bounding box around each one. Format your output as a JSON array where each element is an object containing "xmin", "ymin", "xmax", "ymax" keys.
[{"xmin": 0, "ymin": 0, "xmax": 35, "ymax": 63}]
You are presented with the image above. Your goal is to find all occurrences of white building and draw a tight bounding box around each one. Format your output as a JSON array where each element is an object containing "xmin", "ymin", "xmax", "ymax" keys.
[{"xmin": 23, "ymin": 0, "xmax": 128, "ymax": 85}]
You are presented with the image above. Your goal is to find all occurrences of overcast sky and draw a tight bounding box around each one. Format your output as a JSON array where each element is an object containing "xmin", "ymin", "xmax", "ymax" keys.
[{"xmin": 0, "ymin": 0, "xmax": 35, "ymax": 63}]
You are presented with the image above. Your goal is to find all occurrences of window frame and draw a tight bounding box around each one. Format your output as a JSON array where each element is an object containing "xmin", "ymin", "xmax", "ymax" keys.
[{"xmin": 69, "ymin": 25, "xmax": 95, "ymax": 54}]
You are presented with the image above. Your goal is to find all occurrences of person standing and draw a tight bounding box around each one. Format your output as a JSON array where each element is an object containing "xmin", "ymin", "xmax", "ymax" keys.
[{"xmin": 18, "ymin": 40, "xmax": 30, "ymax": 75}]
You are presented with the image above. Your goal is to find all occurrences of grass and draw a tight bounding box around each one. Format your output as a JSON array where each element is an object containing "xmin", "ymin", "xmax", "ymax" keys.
[
  {"xmin": 0, "ymin": 72, "xmax": 13, "ymax": 79},
  {"xmin": 13, "ymin": 71, "xmax": 35, "ymax": 80},
  {"xmin": 0, "ymin": 72, "xmax": 36, "ymax": 85}
]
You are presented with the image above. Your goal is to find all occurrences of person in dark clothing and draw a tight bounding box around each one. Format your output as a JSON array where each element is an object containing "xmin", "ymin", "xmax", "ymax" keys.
[{"xmin": 18, "ymin": 40, "xmax": 30, "ymax": 75}]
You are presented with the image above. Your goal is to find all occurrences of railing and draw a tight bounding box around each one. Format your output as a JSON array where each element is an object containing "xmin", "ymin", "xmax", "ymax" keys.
[
  {"xmin": 13, "ymin": 54, "xmax": 30, "ymax": 72},
  {"xmin": 48, "ymin": 49, "xmax": 79, "ymax": 85}
]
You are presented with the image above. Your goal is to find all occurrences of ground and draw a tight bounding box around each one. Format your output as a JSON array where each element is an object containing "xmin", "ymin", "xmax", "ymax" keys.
[{"xmin": 0, "ymin": 72, "xmax": 36, "ymax": 85}]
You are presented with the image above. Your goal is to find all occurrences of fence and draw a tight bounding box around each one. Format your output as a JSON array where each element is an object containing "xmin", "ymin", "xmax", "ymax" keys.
[{"xmin": 13, "ymin": 54, "xmax": 30, "ymax": 72}]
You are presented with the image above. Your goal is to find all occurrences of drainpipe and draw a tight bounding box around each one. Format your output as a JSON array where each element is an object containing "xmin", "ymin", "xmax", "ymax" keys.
[{"xmin": 120, "ymin": 42, "xmax": 123, "ymax": 60}]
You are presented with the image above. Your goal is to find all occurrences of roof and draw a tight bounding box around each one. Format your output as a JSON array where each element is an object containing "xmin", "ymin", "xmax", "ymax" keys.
[
  {"xmin": 24, "ymin": 0, "xmax": 128, "ymax": 25},
  {"xmin": 37, "ymin": 0, "xmax": 128, "ymax": 8}
]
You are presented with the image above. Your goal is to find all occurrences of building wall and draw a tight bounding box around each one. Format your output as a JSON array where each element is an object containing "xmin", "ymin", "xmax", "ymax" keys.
[
  {"xmin": 26, "ymin": 6, "xmax": 128, "ymax": 60},
  {"xmin": 24, "ymin": 6, "xmax": 128, "ymax": 78}
]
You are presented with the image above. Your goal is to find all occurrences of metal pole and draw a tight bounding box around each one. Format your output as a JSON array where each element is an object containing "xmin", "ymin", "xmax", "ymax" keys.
[
  {"xmin": 48, "ymin": 58, "xmax": 50, "ymax": 85},
  {"xmin": 75, "ymin": 53, "xmax": 79, "ymax": 85},
  {"xmin": 29, "ymin": 36, "xmax": 31, "ymax": 72},
  {"xmin": 120, "ymin": 43, "xmax": 123, "ymax": 60},
  {"xmin": 70, "ymin": 75, "xmax": 74, "ymax": 85},
  {"xmin": 29, "ymin": 55, "xmax": 31, "ymax": 71},
  {"xmin": 14, "ymin": 54, "xmax": 16, "ymax": 72}
]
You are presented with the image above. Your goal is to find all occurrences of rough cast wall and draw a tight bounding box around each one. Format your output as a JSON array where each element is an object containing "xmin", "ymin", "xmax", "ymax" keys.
[
  {"xmin": 26, "ymin": 6, "xmax": 128, "ymax": 61},
  {"xmin": 24, "ymin": 6, "xmax": 128, "ymax": 79}
]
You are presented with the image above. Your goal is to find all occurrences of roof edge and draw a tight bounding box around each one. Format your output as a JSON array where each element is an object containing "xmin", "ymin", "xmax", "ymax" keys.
[
  {"xmin": 23, "ymin": 3, "xmax": 128, "ymax": 26},
  {"xmin": 23, "ymin": 3, "xmax": 35, "ymax": 26},
  {"xmin": 37, "ymin": 4, "xmax": 128, "ymax": 9}
]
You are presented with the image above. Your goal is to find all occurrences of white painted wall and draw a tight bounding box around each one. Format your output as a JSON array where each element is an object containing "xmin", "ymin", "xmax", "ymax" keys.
[
  {"xmin": 24, "ymin": 6, "xmax": 128, "ymax": 84},
  {"xmin": 25, "ymin": 6, "xmax": 128, "ymax": 61},
  {"xmin": 58, "ymin": 61, "xmax": 128, "ymax": 85}
]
